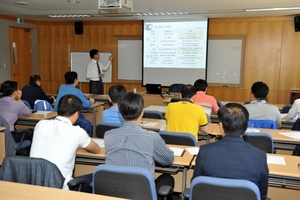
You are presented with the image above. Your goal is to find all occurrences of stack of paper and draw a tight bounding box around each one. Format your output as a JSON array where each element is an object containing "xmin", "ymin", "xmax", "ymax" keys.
[{"xmin": 169, "ymin": 147, "xmax": 185, "ymax": 157}]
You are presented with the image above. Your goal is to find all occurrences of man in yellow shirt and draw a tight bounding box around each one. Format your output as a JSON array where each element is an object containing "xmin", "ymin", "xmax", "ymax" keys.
[{"xmin": 165, "ymin": 84, "xmax": 208, "ymax": 140}]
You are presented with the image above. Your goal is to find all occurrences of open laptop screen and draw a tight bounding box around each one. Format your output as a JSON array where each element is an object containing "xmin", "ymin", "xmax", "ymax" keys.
[{"xmin": 146, "ymin": 84, "xmax": 162, "ymax": 94}]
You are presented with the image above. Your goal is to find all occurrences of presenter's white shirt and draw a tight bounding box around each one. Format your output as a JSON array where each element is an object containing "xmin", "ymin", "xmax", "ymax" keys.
[
  {"xmin": 30, "ymin": 116, "xmax": 91, "ymax": 190},
  {"xmin": 86, "ymin": 59, "xmax": 111, "ymax": 81}
]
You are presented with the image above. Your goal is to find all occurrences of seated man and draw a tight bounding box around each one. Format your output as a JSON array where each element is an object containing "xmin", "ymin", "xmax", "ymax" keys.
[
  {"xmin": 30, "ymin": 94, "xmax": 100, "ymax": 190},
  {"xmin": 286, "ymin": 99, "xmax": 300, "ymax": 121},
  {"xmin": 54, "ymin": 71, "xmax": 94, "ymax": 137},
  {"xmin": 165, "ymin": 84, "xmax": 208, "ymax": 140},
  {"xmin": 194, "ymin": 79, "xmax": 219, "ymax": 114},
  {"xmin": 0, "ymin": 80, "xmax": 33, "ymax": 143},
  {"xmin": 244, "ymin": 81, "xmax": 281, "ymax": 128},
  {"xmin": 102, "ymin": 84, "xmax": 127, "ymax": 124},
  {"xmin": 192, "ymin": 103, "xmax": 269, "ymax": 200},
  {"xmin": 104, "ymin": 92, "xmax": 174, "ymax": 198},
  {"xmin": 21, "ymin": 74, "xmax": 55, "ymax": 108}
]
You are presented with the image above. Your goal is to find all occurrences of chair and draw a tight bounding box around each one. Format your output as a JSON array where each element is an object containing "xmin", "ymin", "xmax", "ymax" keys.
[
  {"xmin": 33, "ymin": 99, "xmax": 54, "ymax": 111},
  {"xmin": 96, "ymin": 122, "xmax": 121, "ymax": 138},
  {"xmin": 22, "ymin": 100, "xmax": 32, "ymax": 109},
  {"xmin": 292, "ymin": 118, "xmax": 300, "ymax": 131},
  {"xmin": 0, "ymin": 116, "xmax": 31, "ymax": 156},
  {"xmin": 248, "ymin": 119, "xmax": 278, "ymax": 129},
  {"xmin": 243, "ymin": 132, "xmax": 274, "ymax": 153},
  {"xmin": 217, "ymin": 100, "xmax": 223, "ymax": 108},
  {"xmin": 169, "ymin": 84, "xmax": 185, "ymax": 93},
  {"xmin": 184, "ymin": 176, "xmax": 260, "ymax": 200},
  {"xmin": 244, "ymin": 101, "xmax": 251, "ymax": 105},
  {"xmin": 93, "ymin": 164, "xmax": 172, "ymax": 200},
  {"xmin": 281, "ymin": 104, "xmax": 292, "ymax": 113},
  {"xmin": 158, "ymin": 131, "xmax": 198, "ymax": 146},
  {"xmin": 170, "ymin": 97, "xmax": 181, "ymax": 103},
  {"xmin": 143, "ymin": 110, "xmax": 164, "ymax": 119}
]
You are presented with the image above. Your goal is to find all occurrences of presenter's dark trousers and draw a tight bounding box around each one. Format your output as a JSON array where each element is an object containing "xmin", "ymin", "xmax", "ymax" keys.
[{"xmin": 89, "ymin": 80, "xmax": 103, "ymax": 94}]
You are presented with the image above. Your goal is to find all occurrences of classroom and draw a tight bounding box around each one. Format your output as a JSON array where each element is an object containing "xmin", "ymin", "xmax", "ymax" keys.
[{"xmin": 1, "ymin": 1, "xmax": 300, "ymax": 200}]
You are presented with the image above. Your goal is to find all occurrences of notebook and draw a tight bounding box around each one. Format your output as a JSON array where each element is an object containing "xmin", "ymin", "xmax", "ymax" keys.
[{"xmin": 146, "ymin": 84, "xmax": 162, "ymax": 94}]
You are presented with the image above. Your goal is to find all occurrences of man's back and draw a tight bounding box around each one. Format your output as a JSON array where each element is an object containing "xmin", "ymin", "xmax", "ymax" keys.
[
  {"xmin": 22, "ymin": 83, "xmax": 53, "ymax": 108},
  {"xmin": 102, "ymin": 106, "xmax": 124, "ymax": 124},
  {"xmin": 194, "ymin": 91, "xmax": 219, "ymax": 114}
]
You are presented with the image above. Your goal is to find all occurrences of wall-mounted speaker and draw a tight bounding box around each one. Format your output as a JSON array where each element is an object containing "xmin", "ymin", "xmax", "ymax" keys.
[
  {"xmin": 74, "ymin": 21, "xmax": 83, "ymax": 34},
  {"xmin": 294, "ymin": 16, "xmax": 300, "ymax": 32}
]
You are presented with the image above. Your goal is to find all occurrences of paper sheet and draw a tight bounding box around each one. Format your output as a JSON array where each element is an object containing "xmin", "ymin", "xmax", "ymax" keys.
[
  {"xmin": 169, "ymin": 147, "xmax": 185, "ymax": 157},
  {"xmin": 280, "ymin": 113, "xmax": 287, "ymax": 119},
  {"xmin": 279, "ymin": 132, "xmax": 300, "ymax": 140},
  {"xmin": 246, "ymin": 128, "xmax": 260, "ymax": 132},
  {"xmin": 186, "ymin": 147, "xmax": 199, "ymax": 155},
  {"xmin": 35, "ymin": 111, "xmax": 52, "ymax": 114},
  {"xmin": 267, "ymin": 156, "xmax": 286, "ymax": 165},
  {"xmin": 160, "ymin": 124, "xmax": 166, "ymax": 131},
  {"xmin": 92, "ymin": 139, "xmax": 105, "ymax": 147},
  {"xmin": 142, "ymin": 122, "xmax": 157, "ymax": 127}
]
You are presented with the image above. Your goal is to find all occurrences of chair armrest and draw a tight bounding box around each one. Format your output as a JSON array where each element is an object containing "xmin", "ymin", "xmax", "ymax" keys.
[
  {"xmin": 183, "ymin": 188, "xmax": 190, "ymax": 199},
  {"xmin": 158, "ymin": 185, "xmax": 173, "ymax": 197},
  {"xmin": 67, "ymin": 177, "xmax": 91, "ymax": 191}
]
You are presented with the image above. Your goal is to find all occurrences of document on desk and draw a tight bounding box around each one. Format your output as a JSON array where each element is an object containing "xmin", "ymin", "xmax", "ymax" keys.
[
  {"xmin": 160, "ymin": 124, "xmax": 166, "ymax": 131},
  {"xmin": 157, "ymin": 106, "xmax": 166, "ymax": 112},
  {"xmin": 35, "ymin": 111, "xmax": 52, "ymax": 114},
  {"xmin": 246, "ymin": 128, "xmax": 260, "ymax": 132},
  {"xmin": 92, "ymin": 139, "xmax": 105, "ymax": 147},
  {"xmin": 267, "ymin": 156, "xmax": 286, "ymax": 165},
  {"xmin": 280, "ymin": 113, "xmax": 287, "ymax": 119},
  {"xmin": 186, "ymin": 147, "xmax": 200, "ymax": 155},
  {"xmin": 169, "ymin": 147, "xmax": 185, "ymax": 157},
  {"xmin": 279, "ymin": 132, "xmax": 300, "ymax": 140},
  {"xmin": 142, "ymin": 122, "xmax": 157, "ymax": 127}
]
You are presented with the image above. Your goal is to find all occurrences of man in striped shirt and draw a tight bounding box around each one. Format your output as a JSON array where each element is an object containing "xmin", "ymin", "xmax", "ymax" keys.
[{"xmin": 104, "ymin": 92, "xmax": 174, "ymax": 198}]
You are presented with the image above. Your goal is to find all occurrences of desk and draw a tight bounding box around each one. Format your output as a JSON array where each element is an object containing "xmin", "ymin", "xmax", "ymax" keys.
[
  {"xmin": 0, "ymin": 127, "xmax": 5, "ymax": 165},
  {"xmin": 0, "ymin": 180, "xmax": 125, "ymax": 200},
  {"xmin": 81, "ymin": 102, "xmax": 104, "ymax": 137},
  {"xmin": 141, "ymin": 118, "xmax": 166, "ymax": 131},
  {"xmin": 142, "ymin": 93, "xmax": 180, "ymax": 108},
  {"xmin": 17, "ymin": 111, "xmax": 57, "ymax": 126},
  {"xmin": 144, "ymin": 105, "xmax": 166, "ymax": 114}
]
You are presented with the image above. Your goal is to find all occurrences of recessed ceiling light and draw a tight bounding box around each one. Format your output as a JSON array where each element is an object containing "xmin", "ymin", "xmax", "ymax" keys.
[{"xmin": 15, "ymin": 2, "xmax": 29, "ymax": 5}]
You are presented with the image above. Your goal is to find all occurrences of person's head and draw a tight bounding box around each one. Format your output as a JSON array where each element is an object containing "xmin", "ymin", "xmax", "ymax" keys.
[
  {"xmin": 251, "ymin": 81, "xmax": 269, "ymax": 100},
  {"xmin": 89, "ymin": 49, "xmax": 100, "ymax": 61},
  {"xmin": 118, "ymin": 92, "xmax": 144, "ymax": 121},
  {"xmin": 64, "ymin": 71, "xmax": 78, "ymax": 85},
  {"xmin": 181, "ymin": 84, "xmax": 197, "ymax": 99},
  {"xmin": 108, "ymin": 84, "xmax": 127, "ymax": 104},
  {"xmin": 217, "ymin": 103, "xmax": 249, "ymax": 136},
  {"xmin": 1, "ymin": 80, "xmax": 18, "ymax": 97},
  {"xmin": 29, "ymin": 74, "xmax": 41, "ymax": 86},
  {"xmin": 194, "ymin": 79, "xmax": 208, "ymax": 92},
  {"xmin": 57, "ymin": 94, "xmax": 83, "ymax": 123}
]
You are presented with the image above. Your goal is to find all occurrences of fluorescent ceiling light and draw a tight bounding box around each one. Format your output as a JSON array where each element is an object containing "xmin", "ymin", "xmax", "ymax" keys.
[
  {"xmin": 49, "ymin": 14, "xmax": 90, "ymax": 18},
  {"xmin": 246, "ymin": 7, "xmax": 300, "ymax": 12}
]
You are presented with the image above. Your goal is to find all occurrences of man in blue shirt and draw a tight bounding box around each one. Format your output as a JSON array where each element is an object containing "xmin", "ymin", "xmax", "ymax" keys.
[
  {"xmin": 102, "ymin": 84, "xmax": 127, "ymax": 124},
  {"xmin": 55, "ymin": 71, "xmax": 94, "ymax": 137}
]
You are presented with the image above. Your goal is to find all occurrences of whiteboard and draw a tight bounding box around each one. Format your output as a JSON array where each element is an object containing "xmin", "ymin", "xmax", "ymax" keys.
[
  {"xmin": 71, "ymin": 52, "xmax": 112, "ymax": 83},
  {"xmin": 207, "ymin": 36, "xmax": 245, "ymax": 87}
]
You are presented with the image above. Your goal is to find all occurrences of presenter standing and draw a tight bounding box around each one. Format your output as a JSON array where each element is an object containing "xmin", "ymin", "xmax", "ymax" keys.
[{"xmin": 86, "ymin": 49, "xmax": 113, "ymax": 94}]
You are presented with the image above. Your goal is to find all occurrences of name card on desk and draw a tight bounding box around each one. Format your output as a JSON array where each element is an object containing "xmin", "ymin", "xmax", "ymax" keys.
[{"xmin": 169, "ymin": 147, "xmax": 185, "ymax": 157}]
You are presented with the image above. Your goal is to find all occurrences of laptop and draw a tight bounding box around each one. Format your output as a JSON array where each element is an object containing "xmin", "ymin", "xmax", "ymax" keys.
[{"xmin": 146, "ymin": 84, "xmax": 162, "ymax": 94}]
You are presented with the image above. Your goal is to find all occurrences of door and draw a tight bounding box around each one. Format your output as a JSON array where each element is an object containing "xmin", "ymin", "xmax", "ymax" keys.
[{"xmin": 9, "ymin": 26, "xmax": 32, "ymax": 88}]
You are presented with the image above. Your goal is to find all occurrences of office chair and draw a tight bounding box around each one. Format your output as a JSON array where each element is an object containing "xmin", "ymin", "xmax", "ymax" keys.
[
  {"xmin": 184, "ymin": 176, "xmax": 260, "ymax": 200},
  {"xmin": 143, "ymin": 110, "xmax": 164, "ymax": 119},
  {"xmin": 33, "ymin": 99, "xmax": 54, "ymax": 111},
  {"xmin": 243, "ymin": 132, "xmax": 274, "ymax": 153},
  {"xmin": 22, "ymin": 100, "xmax": 32, "ymax": 110},
  {"xmin": 248, "ymin": 119, "xmax": 278, "ymax": 129},
  {"xmin": 170, "ymin": 97, "xmax": 181, "ymax": 103},
  {"xmin": 281, "ymin": 104, "xmax": 292, "ymax": 113},
  {"xmin": 169, "ymin": 84, "xmax": 185, "ymax": 93},
  {"xmin": 93, "ymin": 164, "xmax": 172, "ymax": 200},
  {"xmin": 244, "ymin": 101, "xmax": 251, "ymax": 105},
  {"xmin": 0, "ymin": 116, "xmax": 31, "ymax": 156},
  {"xmin": 217, "ymin": 100, "xmax": 223, "ymax": 108},
  {"xmin": 158, "ymin": 131, "xmax": 198, "ymax": 146},
  {"xmin": 96, "ymin": 122, "xmax": 121, "ymax": 138},
  {"xmin": 291, "ymin": 119, "xmax": 300, "ymax": 156}
]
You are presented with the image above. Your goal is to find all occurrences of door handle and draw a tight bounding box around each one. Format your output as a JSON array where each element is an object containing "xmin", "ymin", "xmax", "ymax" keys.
[{"xmin": 13, "ymin": 73, "xmax": 18, "ymax": 76}]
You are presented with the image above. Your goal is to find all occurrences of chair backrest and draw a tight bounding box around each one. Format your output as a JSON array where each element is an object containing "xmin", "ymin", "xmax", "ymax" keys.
[
  {"xmin": 217, "ymin": 100, "xmax": 223, "ymax": 108},
  {"xmin": 96, "ymin": 122, "xmax": 121, "ymax": 138},
  {"xmin": 142, "ymin": 110, "xmax": 163, "ymax": 119},
  {"xmin": 281, "ymin": 104, "xmax": 292, "ymax": 113},
  {"xmin": 169, "ymin": 84, "xmax": 185, "ymax": 93},
  {"xmin": 170, "ymin": 97, "xmax": 181, "ymax": 103},
  {"xmin": 22, "ymin": 100, "xmax": 32, "ymax": 109},
  {"xmin": 244, "ymin": 101, "xmax": 251, "ymax": 105},
  {"xmin": 93, "ymin": 164, "xmax": 157, "ymax": 200},
  {"xmin": 292, "ymin": 118, "xmax": 300, "ymax": 130},
  {"xmin": 0, "ymin": 156, "xmax": 64, "ymax": 189},
  {"xmin": 248, "ymin": 119, "xmax": 278, "ymax": 129},
  {"xmin": 158, "ymin": 131, "xmax": 198, "ymax": 146},
  {"xmin": 33, "ymin": 100, "xmax": 53, "ymax": 111},
  {"xmin": 243, "ymin": 132, "xmax": 274, "ymax": 153},
  {"xmin": 189, "ymin": 176, "xmax": 260, "ymax": 200}
]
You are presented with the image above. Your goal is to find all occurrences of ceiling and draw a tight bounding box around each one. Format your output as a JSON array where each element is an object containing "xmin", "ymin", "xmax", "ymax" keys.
[{"xmin": 1, "ymin": 0, "xmax": 300, "ymax": 21}]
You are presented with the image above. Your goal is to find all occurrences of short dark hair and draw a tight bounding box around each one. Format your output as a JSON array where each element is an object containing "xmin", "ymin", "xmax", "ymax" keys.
[
  {"xmin": 89, "ymin": 49, "xmax": 99, "ymax": 59},
  {"xmin": 118, "ymin": 92, "xmax": 144, "ymax": 121},
  {"xmin": 181, "ymin": 84, "xmax": 196, "ymax": 99},
  {"xmin": 251, "ymin": 81, "xmax": 269, "ymax": 99},
  {"xmin": 57, "ymin": 94, "xmax": 83, "ymax": 117},
  {"xmin": 64, "ymin": 71, "xmax": 78, "ymax": 84},
  {"xmin": 1, "ymin": 80, "xmax": 18, "ymax": 96},
  {"xmin": 194, "ymin": 79, "xmax": 208, "ymax": 92},
  {"xmin": 218, "ymin": 103, "xmax": 249, "ymax": 136},
  {"xmin": 108, "ymin": 84, "xmax": 127, "ymax": 103},
  {"xmin": 29, "ymin": 74, "xmax": 41, "ymax": 83}
]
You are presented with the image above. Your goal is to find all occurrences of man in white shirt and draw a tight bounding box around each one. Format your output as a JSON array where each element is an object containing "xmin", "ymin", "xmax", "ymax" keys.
[
  {"xmin": 86, "ymin": 49, "xmax": 113, "ymax": 94},
  {"xmin": 30, "ymin": 94, "xmax": 100, "ymax": 191}
]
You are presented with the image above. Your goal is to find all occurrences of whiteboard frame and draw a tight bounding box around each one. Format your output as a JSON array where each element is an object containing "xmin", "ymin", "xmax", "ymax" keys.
[{"xmin": 207, "ymin": 36, "xmax": 245, "ymax": 88}]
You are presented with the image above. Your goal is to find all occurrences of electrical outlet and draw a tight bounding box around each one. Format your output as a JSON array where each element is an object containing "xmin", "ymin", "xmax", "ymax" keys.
[{"xmin": 3, "ymin": 63, "xmax": 7, "ymax": 68}]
